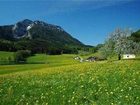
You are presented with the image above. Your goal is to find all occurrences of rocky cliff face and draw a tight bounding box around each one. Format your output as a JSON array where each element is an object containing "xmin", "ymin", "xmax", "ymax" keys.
[{"xmin": 12, "ymin": 19, "xmax": 33, "ymax": 38}]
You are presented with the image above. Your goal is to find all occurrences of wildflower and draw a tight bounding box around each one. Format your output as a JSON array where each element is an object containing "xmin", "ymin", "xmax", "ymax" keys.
[
  {"xmin": 75, "ymin": 102, "xmax": 78, "ymax": 105},
  {"xmin": 125, "ymin": 96, "xmax": 128, "ymax": 98},
  {"xmin": 36, "ymin": 100, "xmax": 39, "ymax": 103},
  {"xmin": 110, "ymin": 92, "xmax": 113, "ymax": 95},
  {"xmin": 106, "ymin": 92, "xmax": 109, "ymax": 95},
  {"xmin": 62, "ymin": 95, "xmax": 65, "ymax": 98},
  {"xmin": 81, "ymin": 85, "xmax": 84, "ymax": 88},
  {"xmin": 121, "ymin": 89, "xmax": 123, "ymax": 92},
  {"xmin": 128, "ymin": 87, "xmax": 132, "ymax": 90},
  {"xmin": 22, "ymin": 94, "xmax": 25, "ymax": 98},
  {"xmin": 111, "ymin": 102, "xmax": 114, "ymax": 105}
]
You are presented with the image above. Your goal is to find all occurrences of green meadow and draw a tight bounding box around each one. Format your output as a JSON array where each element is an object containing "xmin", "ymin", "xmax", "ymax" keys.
[{"xmin": 0, "ymin": 51, "xmax": 140, "ymax": 105}]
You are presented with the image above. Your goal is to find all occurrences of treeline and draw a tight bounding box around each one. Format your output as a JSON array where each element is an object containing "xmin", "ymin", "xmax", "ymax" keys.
[
  {"xmin": 0, "ymin": 37, "xmax": 101, "ymax": 55},
  {"xmin": 0, "ymin": 38, "xmax": 81, "ymax": 55},
  {"xmin": 130, "ymin": 29, "xmax": 140, "ymax": 42}
]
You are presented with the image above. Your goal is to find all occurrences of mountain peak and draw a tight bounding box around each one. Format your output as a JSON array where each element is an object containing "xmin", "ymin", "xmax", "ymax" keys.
[
  {"xmin": 34, "ymin": 20, "xmax": 46, "ymax": 26},
  {"xmin": 11, "ymin": 19, "xmax": 67, "ymax": 38},
  {"xmin": 21, "ymin": 19, "xmax": 33, "ymax": 23}
]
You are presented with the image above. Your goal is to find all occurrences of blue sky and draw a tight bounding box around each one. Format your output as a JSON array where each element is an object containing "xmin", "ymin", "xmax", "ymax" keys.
[{"xmin": 0, "ymin": 0, "xmax": 140, "ymax": 45}]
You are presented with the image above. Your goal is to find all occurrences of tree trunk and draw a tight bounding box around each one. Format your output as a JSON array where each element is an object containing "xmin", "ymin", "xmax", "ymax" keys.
[{"xmin": 118, "ymin": 53, "xmax": 121, "ymax": 60}]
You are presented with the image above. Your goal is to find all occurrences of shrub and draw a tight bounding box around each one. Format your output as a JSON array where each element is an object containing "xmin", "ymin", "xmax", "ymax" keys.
[{"xmin": 14, "ymin": 50, "xmax": 31, "ymax": 63}]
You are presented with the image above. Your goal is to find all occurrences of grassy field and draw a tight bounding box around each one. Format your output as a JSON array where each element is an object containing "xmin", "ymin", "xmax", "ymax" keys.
[
  {"xmin": 0, "ymin": 51, "xmax": 14, "ymax": 59},
  {"xmin": 0, "ymin": 53, "xmax": 79, "ymax": 75},
  {"xmin": 27, "ymin": 54, "xmax": 79, "ymax": 66},
  {"xmin": 0, "ymin": 51, "xmax": 140, "ymax": 105},
  {"xmin": 0, "ymin": 51, "xmax": 14, "ymax": 65}
]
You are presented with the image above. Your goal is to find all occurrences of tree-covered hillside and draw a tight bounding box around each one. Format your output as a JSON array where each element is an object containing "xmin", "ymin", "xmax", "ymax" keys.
[{"xmin": 130, "ymin": 30, "xmax": 140, "ymax": 42}]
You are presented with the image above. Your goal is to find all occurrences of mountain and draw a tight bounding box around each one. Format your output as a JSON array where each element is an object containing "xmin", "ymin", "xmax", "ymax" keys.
[
  {"xmin": 0, "ymin": 25, "xmax": 14, "ymax": 40},
  {"xmin": 0, "ymin": 19, "xmax": 84, "ymax": 54},
  {"xmin": 0, "ymin": 19, "xmax": 83, "ymax": 46}
]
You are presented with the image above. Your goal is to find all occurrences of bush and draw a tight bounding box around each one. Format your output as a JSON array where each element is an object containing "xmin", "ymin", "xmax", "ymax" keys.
[{"xmin": 14, "ymin": 50, "xmax": 31, "ymax": 63}]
